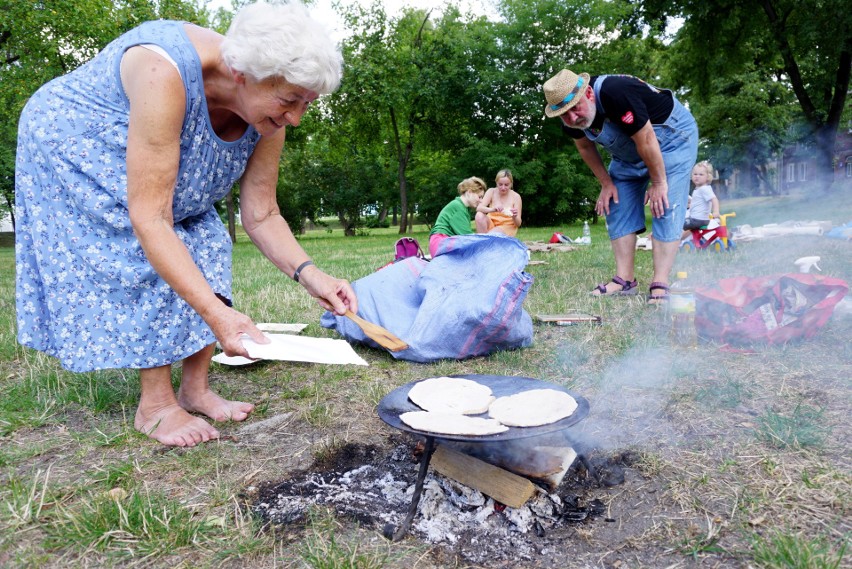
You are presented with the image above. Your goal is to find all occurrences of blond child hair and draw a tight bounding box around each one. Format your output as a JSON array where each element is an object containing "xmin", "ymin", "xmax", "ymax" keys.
[{"xmin": 693, "ymin": 161, "xmax": 715, "ymax": 183}]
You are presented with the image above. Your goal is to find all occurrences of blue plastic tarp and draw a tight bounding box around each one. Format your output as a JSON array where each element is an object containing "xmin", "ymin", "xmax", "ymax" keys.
[
  {"xmin": 321, "ymin": 233, "xmax": 534, "ymax": 362},
  {"xmin": 826, "ymin": 221, "xmax": 852, "ymax": 239}
]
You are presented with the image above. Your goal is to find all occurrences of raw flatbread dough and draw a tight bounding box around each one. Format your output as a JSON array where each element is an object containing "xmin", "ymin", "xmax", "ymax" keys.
[
  {"xmin": 212, "ymin": 353, "xmax": 259, "ymax": 366},
  {"xmin": 488, "ymin": 389, "xmax": 578, "ymax": 427},
  {"xmin": 256, "ymin": 323, "xmax": 308, "ymax": 333},
  {"xmin": 408, "ymin": 376, "xmax": 495, "ymax": 414},
  {"xmin": 400, "ymin": 411, "xmax": 509, "ymax": 435}
]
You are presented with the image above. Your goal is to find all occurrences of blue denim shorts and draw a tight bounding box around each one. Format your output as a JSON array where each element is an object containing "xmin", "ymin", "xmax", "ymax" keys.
[{"xmin": 604, "ymin": 102, "xmax": 698, "ymax": 243}]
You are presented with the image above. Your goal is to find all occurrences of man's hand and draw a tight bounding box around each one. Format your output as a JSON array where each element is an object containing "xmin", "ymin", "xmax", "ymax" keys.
[
  {"xmin": 644, "ymin": 179, "xmax": 669, "ymax": 218},
  {"xmin": 595, "ymin": 181, "xmax": 620, "ymax": 216}
]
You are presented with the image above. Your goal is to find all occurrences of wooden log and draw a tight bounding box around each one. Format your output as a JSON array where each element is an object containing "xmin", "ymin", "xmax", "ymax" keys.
[
  {"xmin": 440, "ymin": 440, "xmax": 578, "ymax": 491},
  {"xmin": 430, "ymin": 445, "xmax": 536, "ymax": 509}
]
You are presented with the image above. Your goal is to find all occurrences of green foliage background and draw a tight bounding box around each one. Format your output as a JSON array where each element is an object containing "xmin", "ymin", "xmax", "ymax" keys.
[{"xmin": 2, "ymin": 0, "xmax": 849, "ymax": 232}]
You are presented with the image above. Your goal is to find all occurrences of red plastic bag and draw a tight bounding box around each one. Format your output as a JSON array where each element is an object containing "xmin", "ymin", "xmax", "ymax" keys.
[{"xmin": 695, "ymin": 274, "xmax": 848, "ymax": 345}]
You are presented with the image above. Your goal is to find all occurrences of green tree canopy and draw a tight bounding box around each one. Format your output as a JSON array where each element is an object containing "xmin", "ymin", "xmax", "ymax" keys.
[
  {"xmin": 5, "ymin": 0, "xmax": 847, "ymax": 236},
  {"xmin": 649, "ymin": 0, "xmax": 851, "ymax": 189},
  {"xmin": 0, "ymin": 0, "xmax": 212, "ymax": 227}
]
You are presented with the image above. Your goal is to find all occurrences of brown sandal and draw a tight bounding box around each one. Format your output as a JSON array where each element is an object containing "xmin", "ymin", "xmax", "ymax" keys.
[
  {"xmin": 590, "ymin": 275, "xmax": 639, "ymax": 296},
  {"xmin": 646, "ymin": 282, "xmax": 670, "ymax": 304}
]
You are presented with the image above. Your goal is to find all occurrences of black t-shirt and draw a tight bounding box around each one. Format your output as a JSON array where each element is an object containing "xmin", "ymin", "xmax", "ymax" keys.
[{"xmin": 562, "ymin": 75, "xmax": 674, "ymax": 139}]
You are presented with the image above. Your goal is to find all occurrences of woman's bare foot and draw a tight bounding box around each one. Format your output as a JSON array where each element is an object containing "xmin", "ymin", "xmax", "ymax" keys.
[
  {"xmin": 178, "ymin": 389, "xmax": 255, "ymax": 422},
  {"xmin": 135, "ymin": 404, "xmax": 220, "ymax": 447}
]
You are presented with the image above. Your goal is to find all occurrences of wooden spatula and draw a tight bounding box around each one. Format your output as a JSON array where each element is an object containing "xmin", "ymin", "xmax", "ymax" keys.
[{"xmin": 344, "ymin": 310, "xmax": 408, "ymax": 352}]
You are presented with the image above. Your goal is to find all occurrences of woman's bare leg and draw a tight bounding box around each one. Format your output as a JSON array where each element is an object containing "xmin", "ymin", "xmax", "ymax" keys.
[
  {"xmin": 135, "ymin": 365, "xmax": 220, "ymax": 447},
  {"xmin": 474, "ymin": 211, "xmax": 490, "ymax": 233},
  {"xmin": 177, "ymin": 343, "xmax": 254, "ymax": 422}
]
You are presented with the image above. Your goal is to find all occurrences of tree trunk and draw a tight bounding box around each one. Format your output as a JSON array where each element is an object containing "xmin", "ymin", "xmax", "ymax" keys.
[
  {"xmin": 760, "ymin": 0, "xmax": 849, "ymax": 191},
  {"xmin": 755, "ymin": 164, "xmax": 771, "ymax": 196},
  {"xmin": 226, "ymin": 189, "xmax": 236, "ymax": 243},
  {"xmin": 3, "ymin": 192, "xmax": 14, "ymax": 230},
  {"xmin": 750, "ymin": 162, "xmax": 763, "ymax": 196},
  {"xmin": 399, "ymin": 160, "xmax": 409, "ymax": 234},
  {"xmin": 814, "ymin": 124, "xmax": 838, "ymax": 191},
  {"xmin": 338, "ymin": 211, "xmax": 356, "ymax": 236},
  {"xmin": 389, "ymin": 106, "xmax": 415, "ymax": 235}
]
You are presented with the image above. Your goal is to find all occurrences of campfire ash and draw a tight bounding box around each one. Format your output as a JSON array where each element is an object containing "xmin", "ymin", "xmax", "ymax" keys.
[{"xmin": 250, "ymin": 441, "xmax": 622, "ymax": 563}]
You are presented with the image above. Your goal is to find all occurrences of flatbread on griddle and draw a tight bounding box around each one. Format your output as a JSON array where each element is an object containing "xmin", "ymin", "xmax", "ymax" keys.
[
  {"xmin": 488, "ymin": 389, "xmax": 578, "ymax": 427},
  {"xmin": 400, "ymin": 411, "xmax": 509, "ymax": 435},
  {"xmin": 407, "ymin": 376, "xmax": 495, "ymax": 414}
]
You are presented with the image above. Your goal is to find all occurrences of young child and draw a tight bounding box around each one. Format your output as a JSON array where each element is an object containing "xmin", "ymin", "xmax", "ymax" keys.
[
  {"xmin": 682, "ymin": 161, "xmax": 720, "ymax": 240},
  {"xmin": 429, "ymin": 176, "xmax": 486, "ymax": 257}
]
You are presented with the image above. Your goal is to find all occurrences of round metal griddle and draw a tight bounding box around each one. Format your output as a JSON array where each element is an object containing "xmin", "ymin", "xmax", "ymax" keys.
[{"xmin": 378, "ymin": 374, "xmax": 589, "ymax": 442}]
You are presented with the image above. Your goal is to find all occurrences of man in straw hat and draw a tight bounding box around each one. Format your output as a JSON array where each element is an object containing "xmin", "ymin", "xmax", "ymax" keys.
[{"xmin": 542, "ymin": 70, "xmax": 698, "ymax": 303}]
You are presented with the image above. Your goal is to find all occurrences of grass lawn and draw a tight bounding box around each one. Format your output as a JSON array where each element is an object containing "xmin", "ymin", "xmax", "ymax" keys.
[{"xmin": 0, "ymin": 189, "xmax": 850, "ymax": 568}]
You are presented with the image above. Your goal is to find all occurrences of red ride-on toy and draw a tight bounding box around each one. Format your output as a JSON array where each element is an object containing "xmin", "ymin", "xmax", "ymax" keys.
[{"xmin": 681, "ymin": 212, "xmax": 737, "ymax": 252}]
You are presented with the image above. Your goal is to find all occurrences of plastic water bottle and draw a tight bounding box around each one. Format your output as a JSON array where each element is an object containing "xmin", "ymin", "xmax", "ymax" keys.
[
  {"xmin": 582, "ymin": 221, "xmax": 591, "ymax": 244},
  {"xmin": 669, "ymin": 271, "xmax": 696, "ymax": 346}
]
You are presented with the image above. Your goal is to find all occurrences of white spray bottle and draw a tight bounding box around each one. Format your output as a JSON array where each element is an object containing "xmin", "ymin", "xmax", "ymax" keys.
[{"xmin": 793, "ymin": 256, "xmax": 821, "ymax": 273}]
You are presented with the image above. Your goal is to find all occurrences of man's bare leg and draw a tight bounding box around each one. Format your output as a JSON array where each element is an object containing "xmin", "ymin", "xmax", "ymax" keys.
[
  {"xmin": 177, "ymin": 343, "xmax": 254, "ymax": 422},
  {"xmin": 135, "ymin": 364, "xmax": 220, "ymax": 447},
  {"xmin": 649, "ymin": 238, "xmax": 679, "ymax": 299},
  {"xmin": 592, "ymin": 233, "xmax": 637, "ymax": 294}
]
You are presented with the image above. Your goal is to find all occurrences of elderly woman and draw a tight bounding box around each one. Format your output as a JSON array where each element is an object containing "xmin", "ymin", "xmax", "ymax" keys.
[{"xmin": 14, "ymin": 1, "xmax": 357, "ymax": 447}]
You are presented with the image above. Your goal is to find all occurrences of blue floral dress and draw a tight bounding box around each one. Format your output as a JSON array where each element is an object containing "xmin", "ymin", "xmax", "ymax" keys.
[{"xmin": 15, "ymin": 20, "xmax": 261, "ymax": 372}]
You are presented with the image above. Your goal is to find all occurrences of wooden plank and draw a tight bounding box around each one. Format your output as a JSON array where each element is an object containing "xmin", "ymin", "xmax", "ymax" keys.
[
  {"xmin": 524, "ymin": 241, "xmax": 576, "ymax": 253},
  {"xmin": 430, "ymin": 445, "xmax": 536, "ymax": 509},
  {"xmin": 536, "ymin": 313, "xmax": 602, "ymax": 325}
]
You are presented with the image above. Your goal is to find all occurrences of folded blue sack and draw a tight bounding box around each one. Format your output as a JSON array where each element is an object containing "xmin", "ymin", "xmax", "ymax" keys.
[{"xmin": 321, "ymin": 233, "xmax": 534, "ymax": 362}]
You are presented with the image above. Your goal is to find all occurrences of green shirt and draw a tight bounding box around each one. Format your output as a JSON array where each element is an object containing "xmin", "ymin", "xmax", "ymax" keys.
[{"xmin": 431, "ymin": 197, "xmax": 474, "ymax": 236}]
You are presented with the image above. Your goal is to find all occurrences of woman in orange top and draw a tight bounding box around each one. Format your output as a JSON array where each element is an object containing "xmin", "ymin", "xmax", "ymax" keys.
[{"xmin": 475, "ymin": 169, "xmax": 523, "ymax": 237}]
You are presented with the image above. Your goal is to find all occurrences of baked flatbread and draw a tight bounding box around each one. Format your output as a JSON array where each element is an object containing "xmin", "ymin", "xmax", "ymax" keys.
[
  {"xmin": 407, "ymin": 376, "xmax": 495, "ymax": 414},
  {"xmin": 400, "ymin": 411, "xmax": 509, "ymax": 435},
  {"xmin": 488, "ymin": 389, "xmax": 578, "ymax": 427}
]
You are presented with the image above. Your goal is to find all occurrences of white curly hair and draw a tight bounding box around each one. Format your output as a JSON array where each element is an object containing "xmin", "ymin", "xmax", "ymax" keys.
[{"xmin": 220, "ymin": 1, "xmax": 342, "ymax": 94}]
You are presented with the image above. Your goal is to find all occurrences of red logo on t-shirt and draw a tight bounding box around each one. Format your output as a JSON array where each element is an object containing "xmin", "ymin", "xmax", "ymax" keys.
[{"xmin": 621, "ymin": 111, "xmax": 634, "ymax": 124}]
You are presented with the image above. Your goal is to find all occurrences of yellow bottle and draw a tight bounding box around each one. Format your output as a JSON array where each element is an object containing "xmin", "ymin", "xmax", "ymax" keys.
[{"xmin": 670, "ymin": 271, "xmax": 696, "ymax": 346}]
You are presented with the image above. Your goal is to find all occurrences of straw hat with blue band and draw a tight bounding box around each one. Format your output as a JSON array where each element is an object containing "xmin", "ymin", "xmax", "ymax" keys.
[{"xmin": 543, "ymin": 69, "xmax": 591, "ymax": 118}]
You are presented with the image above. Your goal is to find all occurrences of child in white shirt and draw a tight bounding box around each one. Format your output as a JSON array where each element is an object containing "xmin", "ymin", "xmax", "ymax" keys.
[{"xmin": 682, "ymin": 161, "xmax": 720, "ymax": 240}]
